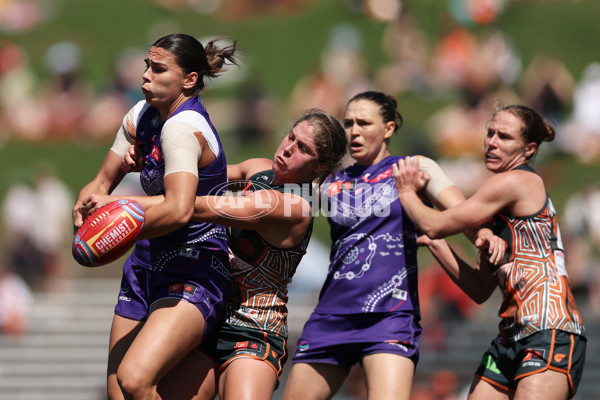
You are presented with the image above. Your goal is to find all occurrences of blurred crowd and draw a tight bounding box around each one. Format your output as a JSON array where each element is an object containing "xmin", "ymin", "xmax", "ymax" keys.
[
  {"xmin": 1, "ymin": 0, "xmax": 599, "ymax": 163},
  {"xmin": 1, "ymin": 0, "xmax": 599, "ymax": 396}
]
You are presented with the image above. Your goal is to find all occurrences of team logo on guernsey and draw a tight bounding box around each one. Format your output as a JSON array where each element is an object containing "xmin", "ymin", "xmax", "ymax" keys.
[
  {"xmin": 328, "ymin": 179, "xmax": 356, "ymax": 196},
  {"xmin": 150, "ymin": 145, "xmax": 161, "ymax": 162}
]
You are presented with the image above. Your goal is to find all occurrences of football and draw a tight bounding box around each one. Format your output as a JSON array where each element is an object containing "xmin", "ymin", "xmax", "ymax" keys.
[{"xmin": 72, "ymin": 199, "xmax": 145, "ymax": 267}]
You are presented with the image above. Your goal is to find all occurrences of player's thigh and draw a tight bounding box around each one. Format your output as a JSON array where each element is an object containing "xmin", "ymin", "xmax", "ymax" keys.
[
  {"xmin": 219, "ymin": 358, "xmax": 277, "ymax": 400},
  {"xmin": 362, "ymin": 353, "xmax": 414, "ymax": 400},
  {"xmin": 158, "ymin": 349, "xmax": 217, "ymax": 400},
  {"xmin": 282, "ymin": 362, "xmax": 347, "ymax": 400},
  {"xmin": 107, "ymin": 315, "xmax": 143, "ymax": 399},
  {"xmin": 118, "ymin": 299, "xmax": 206, "ymax": 384},
  {"xmin": 468, "ymin": 376, "xmax": 512, "ymax": 400},
  {"xmin": 514, "ymin": 369, "xmax": 569, "ymax": 400}
]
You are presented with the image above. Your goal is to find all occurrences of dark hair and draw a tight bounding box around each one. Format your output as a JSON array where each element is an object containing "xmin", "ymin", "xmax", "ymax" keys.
[
  {"xmin": 152, "ymin": 33, "xmax": 239, "ymax": 94},
  {"xmin": 492, "ymin": 104, "xmax": 556, "ymax": 161},
  {"xmin": 293, "ymin": 108, "xmax": 348, "ymax": 185},
  {"xmin": 347, "ymin": 91, "xmax": 404, "ymax": 133}
]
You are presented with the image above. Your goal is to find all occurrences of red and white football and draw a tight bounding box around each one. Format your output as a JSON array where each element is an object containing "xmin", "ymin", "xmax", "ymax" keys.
[{"xmin": 72, "ymin": 199, "xmax": 145, "ymax": 267}]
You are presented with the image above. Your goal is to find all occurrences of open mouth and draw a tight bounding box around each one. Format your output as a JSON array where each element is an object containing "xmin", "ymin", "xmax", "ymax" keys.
[
  {"xmin": 485, "ymin": 152, "xmax": 499, "ymax": 160},
  {"xmin": 350, "ymin": 142, "xmax": 362, "ymax": 151}
]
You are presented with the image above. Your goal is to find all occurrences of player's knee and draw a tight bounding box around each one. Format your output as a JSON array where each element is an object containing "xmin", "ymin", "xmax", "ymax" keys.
[{"xmin": 116, "ymin": 363, "xmax": 153, "ymax": 399}]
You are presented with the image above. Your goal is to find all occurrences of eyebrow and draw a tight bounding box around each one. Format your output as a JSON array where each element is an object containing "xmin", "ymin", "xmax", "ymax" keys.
[
  {"xmin": 144, "ymin": 57, "xmax": 167, "ymax": 67},
  {"xmin": 291, "ymin": 131, "xmax": 316, "ymax": 155}
]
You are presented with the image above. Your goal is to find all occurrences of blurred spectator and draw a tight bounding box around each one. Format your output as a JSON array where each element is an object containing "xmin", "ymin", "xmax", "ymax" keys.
[
  {"xmin": 430, "ymin": 369, "xmax": 460, "ymax": 400},
  {"xmin": 218, "ymin": 0, "xmax": 306, "ymax": 20},
  {"xmin": 410, "ymin": 369, "xmax": 461, "ymax": 400},
  {"xmin": 287, "ymin": 65, "xmax": 346, "ymax": 120},
  {"xmin": 1, "ymin": 164, "xmax": 73, "ymax": 291},
  {"xmin": 563, "ymin": 179, "xmax": 600, "ymax": 246},
  {"xmin": 374, "ymin": 7, "xmax": 431, "ymax": 95},
  {"xmin": 235, "ymin": 79, "xmax": 278, "ymax": 143},
  {"xmin": 0, "ymin": 0, "xmax": 45, "ymax": 33},
  {"xmin": 448, "ymin": 0, "xmax": 506, "ymax": 26},
  {"xmin": 1, "ymin": 173, "xmax": 43, "ymax": 289},
  {"xmin": 418, "ymin": 242, "xmax": 484, "ymax": 352},
  {"xmin": 425, "ymin": 87, "xmax": 521, "ymax": 158},
  {"xmin": 560, "ymin": 62, "xmax": 600, "ymax": 162},
  {"xmin": 429, "ymin": 26, "xmax": 478, "ymax": 92},
  {"xmin": 520, "ymin": 55, "xmax": 575, "ymax": 124},
  {"xmin": 288, "ymin": 23, "xmax": 372, "ymax": 120},
  {"xmin": 561, "ymin": 179, "xmax": 600, "ymax": 311},
  {"xmin": 363, "ymin": 0, "xmax": 403, "ymax": 23},
  {"xmin": 420, "ymin": 256, "xmax": 481, "ymax": 323},
  {"xmin": 0, "ymin": 39, "xmax": 45, "ymax": 140},
  {"xmin": 429, "ymin": 25, "xmax": 520, "ymax": 99},
  {"xmin": 31, "ymin": 161, "xmax": 73, "ymax": 291},
  {"xmin": 0, "ymin": 264, "xmax": 34, "ymax": 338},
  {"xmin": 41, "ymin": 40, "xmax": 91, "ymax": 139},
  {"xmin": 83, "ymin": 47, "xmax": 146, "ymax": 139}
]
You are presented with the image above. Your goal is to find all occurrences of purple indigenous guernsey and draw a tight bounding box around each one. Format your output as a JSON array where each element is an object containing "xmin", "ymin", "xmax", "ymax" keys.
[
  {"xmin": 126, "ymin": 96, "xmax": 229, "ymax": 275},
  {"xmin": 317, "ymin": 155, "xmax": 419, "ymax": 316}
]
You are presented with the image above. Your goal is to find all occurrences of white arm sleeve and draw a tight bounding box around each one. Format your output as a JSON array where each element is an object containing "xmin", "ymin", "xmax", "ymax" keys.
[
  {"xmin": 161, "ymin": 121, "xmax": 202, "ymax": 178},
  {"xmin": 109, "ymin": 101, "xmax": 148, "ymax": 157},
  {"xmin": 417, "ymin": 155, "xmax": 456, "ymax": 200}
]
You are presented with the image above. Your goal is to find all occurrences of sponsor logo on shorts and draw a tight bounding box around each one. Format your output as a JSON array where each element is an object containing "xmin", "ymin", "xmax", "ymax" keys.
[
  {"xmin": 522, "ymin": 348, "xmax": 545, "ymax": 367},
  {"xmin": 384, "ymin": 340, "xmax": 409, "ymax": 352},
  {"xmin": 119, "ymin": 286, "xmax": 131, "ymax": 301},
  {"xmin": 234, "ymin": 341, "xmax": 262, "ymax": 352},
  {"xmin": 482, "ymin": 354, "xmax": 501, "ymax": 374},
  {"xmin": 297, "ymin": 340, "xmax": 309, "ymax": 351},
  {"xmin": 169, "ymin": 283, "xmax": 197, "ymax": 296},
  {"xmin": 554, "ymin": 353, "xmax": 566, "ymax": 363}
]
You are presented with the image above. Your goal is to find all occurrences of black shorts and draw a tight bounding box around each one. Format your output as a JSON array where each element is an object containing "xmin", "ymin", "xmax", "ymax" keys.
[
  {"xmin": 475, "ymin": 329, "xmax": 586, "ymax": 398},
  {"xmin": 201, "ymin": 323, "xmax": 287, "ymax": 378}
]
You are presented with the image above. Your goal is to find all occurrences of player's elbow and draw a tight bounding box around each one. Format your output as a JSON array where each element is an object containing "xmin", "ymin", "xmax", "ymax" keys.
[
  {"xmin": 470, "ymin": 285, "xmax": 495, "ymax": 304},
  {"xmin": 471, "ymin": 293, "xmax": 489, "ymax": 305},
  {"xmin": 171, "ymin": 203, "xmax": 195, "ymax": 226},
  {"xmin": 423, "ymin": 225, "xmax": 445, "ymax": 240}
]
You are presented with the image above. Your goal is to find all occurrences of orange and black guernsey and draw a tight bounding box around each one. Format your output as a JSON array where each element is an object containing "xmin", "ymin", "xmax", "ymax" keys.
[
  {"xmin": 489, "ymin": 164, "xmax": 585, "ymax": 344},
  {"xmin": 225, "ymin": 169, "xmax": 314, "ymax": 337}
]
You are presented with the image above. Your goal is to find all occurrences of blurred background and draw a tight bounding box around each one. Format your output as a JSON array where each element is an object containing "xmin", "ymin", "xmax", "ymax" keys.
[{"xmin": 0, "ymin": 0, "xmax": 599, "ymax": 399}]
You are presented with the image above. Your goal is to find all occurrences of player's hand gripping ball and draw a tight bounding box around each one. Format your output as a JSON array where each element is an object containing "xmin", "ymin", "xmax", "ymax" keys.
[{"xmin": 72, "ymin": 199, "xmax": 145, "ymax": 267}]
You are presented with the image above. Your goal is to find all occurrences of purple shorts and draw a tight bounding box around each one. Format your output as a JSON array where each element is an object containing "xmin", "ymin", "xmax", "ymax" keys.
[
  {"xmin": 291, "ymin": 312, "xmax": 421, "ymax": 372},
  {"xmin": 114, "ymin": 251, "xmax": 230, "ymax": 341}
]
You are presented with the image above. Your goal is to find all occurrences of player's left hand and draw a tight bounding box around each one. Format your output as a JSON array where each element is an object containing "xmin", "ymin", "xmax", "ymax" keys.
[
  {"xmin": 393, "ymin": 156, "xmax": 429, "ymax": 194},
  {"xmin": 476, "ymin": 233, "xmax": 507, "ymax": 265},
  {"xmin": 81, "ymin": 194, "xmax": 114, "ymax": 215}
]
